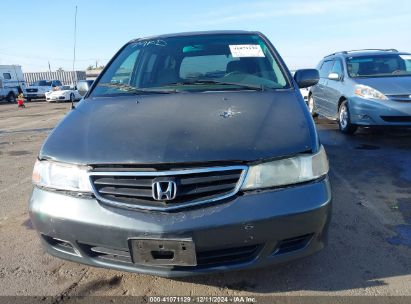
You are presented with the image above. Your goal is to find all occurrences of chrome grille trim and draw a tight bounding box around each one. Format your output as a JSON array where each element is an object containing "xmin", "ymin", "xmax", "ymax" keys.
[
  {"xmin": 387, "ymin": 94, "xmax": 411, "ymax": 102},
  {"xmin": 88, "ymin": 165, "xmax": 248, "ymax": 211}
]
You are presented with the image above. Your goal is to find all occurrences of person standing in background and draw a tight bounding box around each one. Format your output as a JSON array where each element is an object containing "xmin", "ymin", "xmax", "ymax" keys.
[{"xmin": 17, "ymin": 87, "xmax": 25, "ymax": 108}]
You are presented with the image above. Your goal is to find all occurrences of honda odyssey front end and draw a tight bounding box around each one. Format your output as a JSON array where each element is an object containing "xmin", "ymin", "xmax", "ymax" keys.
[{"xmin": 29, "ymin": 31, "xmax": 331, "ymax": 277}]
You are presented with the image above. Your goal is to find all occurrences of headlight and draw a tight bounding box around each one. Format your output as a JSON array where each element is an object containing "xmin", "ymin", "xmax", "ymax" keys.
[
  {"xmin": 241, "ymin": 146, "xmax": 329, "ymax": 190},
  {"xmin": 32, "ymin": 160, "xmax": 93, "ymax": 192},
  {"xmin": 354, "ymin": 84, "xmax": 388, "ymax": 100}
]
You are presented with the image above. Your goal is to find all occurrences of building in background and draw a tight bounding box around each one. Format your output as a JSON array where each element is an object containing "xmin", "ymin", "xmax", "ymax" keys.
[
  {"xmin": 85, "ymin": 68, "xmax": 103, "ymax": 81},
  {"xmin": 24, "ymin": 70, "xmax": 86, "ymax": 86}
]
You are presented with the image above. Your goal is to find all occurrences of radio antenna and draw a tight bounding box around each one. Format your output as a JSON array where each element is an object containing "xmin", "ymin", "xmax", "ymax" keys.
[{"xmin": 71, "ymin": 5, "xmax": 78, "ymax": 110}]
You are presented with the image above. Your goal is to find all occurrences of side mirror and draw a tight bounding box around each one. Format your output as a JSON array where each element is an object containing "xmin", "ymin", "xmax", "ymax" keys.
[
  {"xmin": 328, "ymin": 72, "xmax": 341, "ymax": 81},
  {"xmin": 77, "ymin": 84, "xmax": 89, "ymax": 96},
  {"xmin": 294, "ymin": 69, "xmax": 319, "ymax": 88}
]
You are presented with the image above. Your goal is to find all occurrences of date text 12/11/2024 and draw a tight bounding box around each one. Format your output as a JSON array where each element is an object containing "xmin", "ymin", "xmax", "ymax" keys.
[{"xmin": 148, "ymin": 296, "xmax": 257, "ymax": 303}]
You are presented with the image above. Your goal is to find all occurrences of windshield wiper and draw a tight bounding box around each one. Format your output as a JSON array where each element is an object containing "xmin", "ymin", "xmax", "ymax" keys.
[
  {"xmin": 168, "ymin": 79, "xmax": 266, "ymax": 91},
  {"xmin": 98, "ymin": 83, "xmax": 178, "ymax": 94}
]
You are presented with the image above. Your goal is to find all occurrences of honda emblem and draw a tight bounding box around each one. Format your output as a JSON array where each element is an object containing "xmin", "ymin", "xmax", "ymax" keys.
[{"xmin": 152, "ymin": 181, "xmax": 177, "ymax": 201}]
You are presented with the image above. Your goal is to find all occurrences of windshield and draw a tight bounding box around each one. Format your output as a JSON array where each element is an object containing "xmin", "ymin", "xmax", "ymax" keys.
[
  {"xmin": 32, "ymin": 80, "xmax": 51, "ymax": 86},
  {"xmin": 347, "ymin": 54, "xmax": 411, "ymax": 78},
  {"xmin": 90, "ymin": 34, "xmax": 289, "ymax": 97}
]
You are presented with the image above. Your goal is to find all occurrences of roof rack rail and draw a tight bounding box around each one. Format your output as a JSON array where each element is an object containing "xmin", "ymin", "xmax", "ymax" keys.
[
  {"xmin": 324, "ymin": 49, "xmax": 398, "ymax": 58},
  {"xmin": 345, "ymin": 48, "xmax": 398, "ymax": 53},
  {"xmin": 324, "ymin": 51, "xmax": 347, "ymax": 58}
]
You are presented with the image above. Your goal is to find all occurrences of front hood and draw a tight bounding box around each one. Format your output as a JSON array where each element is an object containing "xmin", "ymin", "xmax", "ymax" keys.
[
  {"xmin": 49, "ymin": 90, "xmax": 68, "ymax": 97},
  {"xmin": 355, "ymin": 76, "xmax": 411, "ymax": 95},
  {"xmin": 40, "ymin": 91, "xmax": 314, "ymax": 165}
]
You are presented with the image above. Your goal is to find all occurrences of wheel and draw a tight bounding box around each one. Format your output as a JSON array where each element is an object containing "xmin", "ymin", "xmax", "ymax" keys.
[
  {"xmin": 308, "ymin": 95, "xmax": 318, "ymax": 117},
  {"xmin": 338, "ymin": 101, "xmax": 357, "ymax": 134},
  {"xmin": 70, "ymin": 93, "xmax": 75, "ymax": 103},
  {"xmin": 7, "ymin": 93, "xmax": 16, "ymax": 103}
]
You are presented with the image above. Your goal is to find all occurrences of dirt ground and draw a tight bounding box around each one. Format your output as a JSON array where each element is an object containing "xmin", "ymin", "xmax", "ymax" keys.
[{"xmin": 0, "ymin": 101, "xmax": 411, "ymax": 299}]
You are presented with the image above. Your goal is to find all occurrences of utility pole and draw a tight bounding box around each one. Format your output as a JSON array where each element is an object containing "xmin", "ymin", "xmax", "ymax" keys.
[
  {"xmin": 71, "ymin": 5, "xmax": 78, "ymax": 110},
  {"xmin": 72, "ymin": 5, "xmax": 78, "ymax": 85}
]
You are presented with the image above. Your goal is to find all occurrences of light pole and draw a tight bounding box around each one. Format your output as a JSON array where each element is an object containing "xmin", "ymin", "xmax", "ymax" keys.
[{"xmin": 72, "ymin": 5, "xmax": 78, "ymax": 86}]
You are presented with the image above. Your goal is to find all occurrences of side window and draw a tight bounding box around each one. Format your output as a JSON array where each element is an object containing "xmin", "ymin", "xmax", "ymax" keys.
[
  {"xmin": 319, "ymin": 60, "xmax": 334, "ymax": 78},
  {"xmin": 330, "ymin": 60, "xmax": 343, "ymax": 75},
  {"xmin": 3, "ymin": 73, "xmax": 11, "ymax": 80},
  {"xmin": 112, "ymin": 49, "xmax": 140, "ymax": 85}
]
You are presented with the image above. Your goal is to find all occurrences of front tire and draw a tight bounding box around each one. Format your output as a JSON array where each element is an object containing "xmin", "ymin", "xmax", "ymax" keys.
[
  {"xmin": 338, "ymin": 101, "xmax": 357, "ymax": 134},
  {"xmin": 7, "ymin": 93, "xmax": 16, "ymax": 103},
  {"xmin": 308, "ymin": 95, "xmax": 318, "ymax": 117}
]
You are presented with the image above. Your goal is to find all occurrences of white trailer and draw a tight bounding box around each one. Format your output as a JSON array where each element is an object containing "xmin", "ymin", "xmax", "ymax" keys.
[{"xmin": 0, "ymin": 65, "xmax": 26, "ymax": 103}]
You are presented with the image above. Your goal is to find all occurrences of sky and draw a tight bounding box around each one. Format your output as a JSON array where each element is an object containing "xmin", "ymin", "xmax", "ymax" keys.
[{"xmin": 1, "ymin": 0, "xmax": 411, "ymax": 72}]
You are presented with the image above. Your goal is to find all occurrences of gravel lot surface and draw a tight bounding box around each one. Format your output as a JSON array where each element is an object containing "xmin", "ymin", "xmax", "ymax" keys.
[{"xmin": 0, "ymin": 101, "xmax": 410, "ymax": 299}]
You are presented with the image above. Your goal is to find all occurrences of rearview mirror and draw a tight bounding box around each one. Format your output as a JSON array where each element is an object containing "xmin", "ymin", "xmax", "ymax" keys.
[
  {"xmin": 294, "ymin": 69, "xmax": 319, "ymax": 88},
  {"xmin": 328, "ymin": 72, "xmax": 341, "ymax": 81}
]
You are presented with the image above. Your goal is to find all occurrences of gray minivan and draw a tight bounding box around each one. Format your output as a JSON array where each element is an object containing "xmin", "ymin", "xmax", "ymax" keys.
[
  {"xmin": 29, "ymin": 31, "xmax": 331, "ymax": 277},
  {"xmin": 309, "ymin": 49, "xmax": 411, "ymax": 134}
]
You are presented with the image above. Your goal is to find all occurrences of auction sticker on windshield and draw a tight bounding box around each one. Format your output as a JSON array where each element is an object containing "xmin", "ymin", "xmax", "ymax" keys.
[{"xmin": 229, "ymin": 45, "xmax": 265, "ymax": 58}]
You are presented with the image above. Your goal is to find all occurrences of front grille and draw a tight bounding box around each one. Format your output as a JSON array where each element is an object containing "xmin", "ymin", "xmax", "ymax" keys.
[
  {"xmin": 89, "ymin": 166, "xmax": 247, "ymax": 211},
  {"xmin": 26, "ymin": 88, "xmax": 38, "ymax": 93},
  {"xmin": 381, "ymin": 116, "xmax": 411, "ymax": 123},
  {"xmin": 194, "ymin": 244, "xmax": 261, "ymax": 268},
  {"xmin": 86, "ymin": 246, "xmax": 132, "ymax": 264},
  {"xmin": 42, "ymin": 235, "xmax": 78, "ymax": 255},
  {"xmin": 272, "ymin": 234, "xmax": 313, "ymax": 255},
  {"xmin": 81, "ymin": 244, "xmax": 261, "ymax": 268},
  {"xmin": 387, "ymin": 94, "xmax": 411, "ymax": 102}
]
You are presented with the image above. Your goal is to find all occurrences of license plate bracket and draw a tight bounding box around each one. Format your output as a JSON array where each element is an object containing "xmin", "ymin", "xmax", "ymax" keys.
[{"xmin": 130, "ymin": 238, "xmax": 197, "ymax": 266}]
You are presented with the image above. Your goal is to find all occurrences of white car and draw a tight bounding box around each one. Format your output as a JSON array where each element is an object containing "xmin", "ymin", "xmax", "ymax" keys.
[
  {"xmin": 45, "ymin": 86, "xmax": 81, "ymax": 103},
  {"xmin": 26, "ymin": 80, "xmax": 63, "ymax": 101},
  {"xmin": 300, "ymin": 87, "xmax": 309, "ymax": 102},
  {"xmin": 291, "ymin": 70, "xmax": 310, "ymax": 103}
]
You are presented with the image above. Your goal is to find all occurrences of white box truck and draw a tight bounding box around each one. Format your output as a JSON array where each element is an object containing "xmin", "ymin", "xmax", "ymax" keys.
[{"xmin": 0, "ymin": 65, "xmax": 26, "ymax": 103}]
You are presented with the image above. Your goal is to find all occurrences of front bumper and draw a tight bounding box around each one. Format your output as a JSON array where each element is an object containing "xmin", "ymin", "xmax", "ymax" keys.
[
  {"xmin": 349, "ymin": 97, "xmax": 411, "ymax": 126},
  {"xmin": 29, "ymin": 177, "xmax": 332, "ymax": 277},
  {"xmin": 46, "ymin": 95, "xmax": 67, "ymax": 102},
  {"xmin": 26, "ymin": 93, "xmax": 45, "ymax": 99}
]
